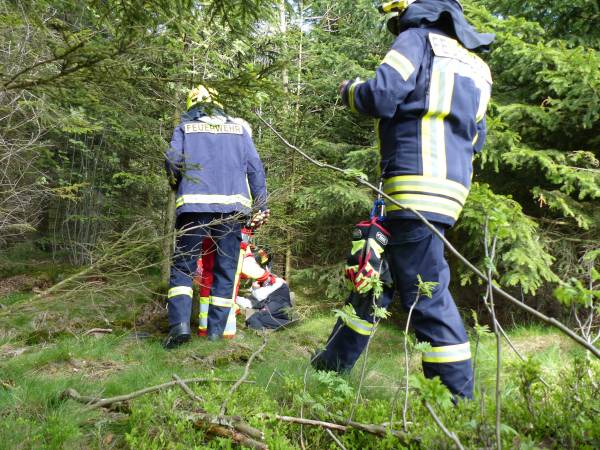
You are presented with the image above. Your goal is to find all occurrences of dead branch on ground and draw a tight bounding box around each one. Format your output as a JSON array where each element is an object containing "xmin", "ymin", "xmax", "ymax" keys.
[
  {"xmin": 173, "ymin": 373, "xmax": 204, "ymax": 403},
  {"xmin": 193, "ymin": 422, "xmax": 267, "ymax": 450},
  {"xmin": 260, "ymin": 413, "xmax": 411, "ymax": 442},
  {"xmin": 61, "ymin": 377, "xmax": 253, "ymax": 410}
]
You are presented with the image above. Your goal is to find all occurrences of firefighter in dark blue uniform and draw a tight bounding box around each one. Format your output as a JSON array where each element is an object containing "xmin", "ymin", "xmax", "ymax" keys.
[
  {"xmin": 313, "ymin": 0, "xmax": 494, "ymax": 399},
  {"xmin": 163, "ymin": 85, "xmax": 268, "ymax": 348}
]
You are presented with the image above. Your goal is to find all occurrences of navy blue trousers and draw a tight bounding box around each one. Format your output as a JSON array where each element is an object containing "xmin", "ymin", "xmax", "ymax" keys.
[
  {"xmin": 317, "ymin": 220, "xmax": 473, "ymax": 398},
  {"xmin": 167, "ymin": 213, "xmax": 242, "ymax": 337}
]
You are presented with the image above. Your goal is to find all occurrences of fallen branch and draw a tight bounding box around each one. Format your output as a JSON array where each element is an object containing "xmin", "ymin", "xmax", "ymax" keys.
[
  {"xmin": 260, "ymin": 414, "xmax": 410, "ymax": 441},
  {"xmin": 197, "ymin": 423, "xmax": 267, "ymax": 450},
  {"xmin": 219, "ymin": 333, "xmax": 268, "ymax": 416},
  {"xmin": 83, "ymin": 328, "xmax": 113, "ymax": 336},
  {"xmin": 423, "ymin": 401, "xmax": 465, "ymax": 450},
  {"xmin": 170, "ymin": 376, "xmax": 266, "ymax": 442},
  {"xmin": 62, "ymin": 378, "xmax": 253, "ymax": 410},
  {"xmin": 255, "ymin": 112, "xmax": 600, "ymax": 359},
  {"xmin": 173, "ymin": 374, "xmax": 204, "ymax": 403},
  {"xmin": 187, "ymin": 412, "xmax": 265, "ymax": 443}
]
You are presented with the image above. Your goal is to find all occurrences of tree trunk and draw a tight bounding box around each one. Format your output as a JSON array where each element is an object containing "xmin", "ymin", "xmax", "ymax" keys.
[{"xmin": 161, "ymin": 189, "xmax": 176, "ymax": 284}]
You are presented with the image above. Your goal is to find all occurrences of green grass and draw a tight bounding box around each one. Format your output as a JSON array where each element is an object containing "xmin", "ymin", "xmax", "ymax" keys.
[{"xmin": 1, "ymin": 263, "xmax": 599, "ymax": 449}]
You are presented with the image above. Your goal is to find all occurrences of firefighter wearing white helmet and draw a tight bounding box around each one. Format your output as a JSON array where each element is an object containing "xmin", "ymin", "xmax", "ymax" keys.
[
  {"xmin": 163, "ymin": 84, "xmax": 268, "ymax": 348},
  {"xmin": 314, "ymin": 0, "xmax": 495, "ymax": 400}
]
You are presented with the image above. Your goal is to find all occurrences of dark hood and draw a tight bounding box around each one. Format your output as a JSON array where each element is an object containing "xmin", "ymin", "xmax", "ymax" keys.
[
  {"xmin": 181, "ymin": 105, "xmax": 226, "ymax": 121},
  {"xmin": 389, "ymin": 0, "xmax": 495, "ymax": 52}
]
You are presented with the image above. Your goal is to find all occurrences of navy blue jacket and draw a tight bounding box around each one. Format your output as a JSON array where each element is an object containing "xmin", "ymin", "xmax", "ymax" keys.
[
  {"xmin": 165, "ymin": 108, "xmax": 267, "ymax": 216},
  {"xmin": 342, "ymin": 27, "xmax": 492, "ymax": 226}
]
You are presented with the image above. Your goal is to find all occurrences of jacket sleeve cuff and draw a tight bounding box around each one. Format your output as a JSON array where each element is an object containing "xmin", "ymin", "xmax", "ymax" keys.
[{"xmin": 343, "ymin": 79, "xmax": 364, "ymax": 113}]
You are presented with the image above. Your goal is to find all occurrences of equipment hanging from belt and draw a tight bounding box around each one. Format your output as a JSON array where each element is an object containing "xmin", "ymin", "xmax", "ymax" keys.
[{"xmin": 344, "ymin": 184, "xmax": 391, "ymax": 295}]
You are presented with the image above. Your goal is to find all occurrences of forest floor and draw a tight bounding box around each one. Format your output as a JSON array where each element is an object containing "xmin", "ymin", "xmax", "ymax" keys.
[{"xmin": 0, "ymin": 246, "xmax": 597, "ymax": 449}]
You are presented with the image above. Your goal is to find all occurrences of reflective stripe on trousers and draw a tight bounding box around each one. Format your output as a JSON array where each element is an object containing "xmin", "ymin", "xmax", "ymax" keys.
[{"xmin": 198, "ymin": 296, "xmax": 209, "ymax": 334}]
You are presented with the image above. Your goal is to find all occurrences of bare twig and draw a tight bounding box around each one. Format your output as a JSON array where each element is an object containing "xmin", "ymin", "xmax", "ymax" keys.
[
  {"xmin": 172, "ymin": 374, "xmax": 204, "ymax": 403},
  {"xmin": 61, "ymin": 378, "xmax": 253, "ymax": 410},
  {"xmin": 326, "ymin": 428, "xmax": 348, "ymax": 450},
  {"xmin": 484, "ymin": 219, "xmax": 502, "ymax": 450},
  {"xmin": 403, "ymin": 292, "xmax": 420, "ymax": 430},
  {"xmin": 423, "ymin": 401, "xmax": 465, "ymax": 450},
  {"xmin": 256, "ymin": 113, "xmax": 600, "ymax": 359},
  {"xmin": 389, "ymin": 287, "xmax": 421, "ymax": 432},
  {"xmin": 219, "ymin": 333, "xmax": 268, "ymax": 416}
]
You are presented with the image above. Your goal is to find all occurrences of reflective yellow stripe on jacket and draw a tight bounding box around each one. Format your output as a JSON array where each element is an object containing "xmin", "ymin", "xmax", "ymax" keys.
[
  {"xmin": 382, "ymin": 49, "xmax": 415, "ymax": 81},
  {"xmin": 383, "ymin": 175, "xmax": 469, "ymax": 221},
  {"xmin": 176, "ymin": 194, "xmax": 251, "ymax": 208},
  {"xmin": 421, "ymin": 57, "xmax": 455, "ymax": 179}
]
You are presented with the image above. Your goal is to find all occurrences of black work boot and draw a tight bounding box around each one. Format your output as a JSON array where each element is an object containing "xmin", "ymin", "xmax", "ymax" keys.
[
  {"xmin": 163, "ymin": 322, "xmax": 191, "ymax": 349},
  {"xmin": 207, "ymin": 333, "xmax": 222, "ymax": 342}
]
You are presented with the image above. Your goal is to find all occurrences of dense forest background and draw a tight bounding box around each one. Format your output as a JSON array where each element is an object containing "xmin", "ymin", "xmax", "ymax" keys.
[
  {"xmin": 1, "ymin": 1, "xmax": 599, "ymax": 448},
  {"xmin": 3, "ymin": 0, "xmax": 600, "ymax": 310}
]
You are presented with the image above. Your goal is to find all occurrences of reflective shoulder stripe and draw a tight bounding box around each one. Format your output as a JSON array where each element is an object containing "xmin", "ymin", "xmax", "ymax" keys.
[
  {"xmin": 168, "ymin": 286, "xmax": 193, "ymax": 298},
  {"xmin": 382, "ymin": 49, "xmax": 415, "ymax": 81},
  {"xmin": 348, "ymin": 80, "xmax": 364, "ymax": 113},
  {"xmin": 422, "ymin": 342, "xmax": 471, "ymax": 363},
  {"xmin": 176, "ymin": 194, "xmax": 252, "ymax": 209}
]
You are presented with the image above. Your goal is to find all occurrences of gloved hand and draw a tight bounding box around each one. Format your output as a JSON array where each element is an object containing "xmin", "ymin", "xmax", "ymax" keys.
[{"xmin": 247, "ymin": 209, "xmax": 270, "ymax": 230}]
